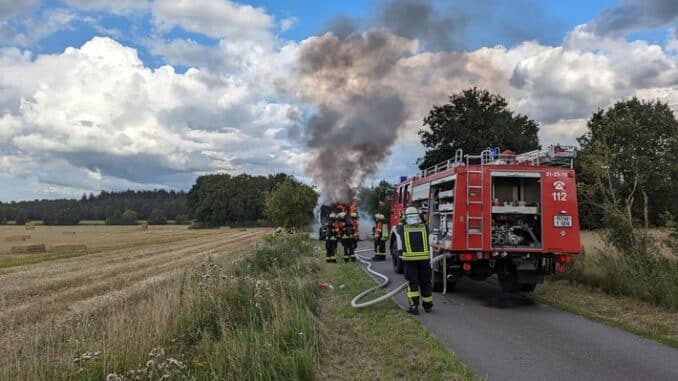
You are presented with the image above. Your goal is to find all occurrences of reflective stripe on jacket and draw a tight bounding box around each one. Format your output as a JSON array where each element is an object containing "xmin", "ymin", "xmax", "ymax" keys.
[{"xmin": 398, "ymin": 223, "xmax": 429, "ymax": 261}]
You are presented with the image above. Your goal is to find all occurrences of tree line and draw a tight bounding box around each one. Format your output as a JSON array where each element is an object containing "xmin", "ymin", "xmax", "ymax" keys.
[
  {"xmin": 187, "ymin": 173, "xmax": 317, "ymax": 228},
  {"xmin": 0, "ymin": 190, "xmax": 189, "ymax": 225},
  {"xmin": 0, "ymin": 174, "xmax": 319, "ymax": 228}
]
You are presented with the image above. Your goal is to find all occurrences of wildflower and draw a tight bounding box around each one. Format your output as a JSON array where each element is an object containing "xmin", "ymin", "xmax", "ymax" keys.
[{"xmin": 106, "ymin": 374, "xmax": 123, "ymax": 381}]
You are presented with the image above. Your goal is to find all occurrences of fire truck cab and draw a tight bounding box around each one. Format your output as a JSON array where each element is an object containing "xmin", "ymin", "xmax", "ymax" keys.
[{"xmin": 389, "ymin": 146, "xmax": 580, "ymax": 293}]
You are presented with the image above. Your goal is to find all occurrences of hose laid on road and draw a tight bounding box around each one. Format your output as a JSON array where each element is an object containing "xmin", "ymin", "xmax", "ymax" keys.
[
  {"xmin": 350, "ymin": 248, "xmax": 447, "ymax": 309},
  {"xmin": 351, "ymin": 248, "xmax": 407, "ymax": 308}
]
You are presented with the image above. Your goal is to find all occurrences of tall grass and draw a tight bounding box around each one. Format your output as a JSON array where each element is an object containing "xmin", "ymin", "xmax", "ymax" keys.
[
  {"xmin": 561, "ymin": 233, "xmax": 678, "ymax": 311},
  {"xmin": 48, "ymin": 235, "xmax": 320, "ymax": 381}
]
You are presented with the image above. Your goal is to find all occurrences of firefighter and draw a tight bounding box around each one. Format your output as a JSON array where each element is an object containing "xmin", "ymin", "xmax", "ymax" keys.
[
  {"xmin": 350, "ymin": 212, "xmax": 359, "ymax": 251},
  {"xmin": 325, "ymin": 213, "xmax": 339, "ymax": 263},
  {"xmin": 372, "ymin": 213, "xmax": 388, "ymax": 261},
  {"xmin": 338, "ymin": 212, "xmax": 356, "ymax": 262},
  {"xmin": 395, "ymin": 207, "xmax": 432, "ymax": 315}
]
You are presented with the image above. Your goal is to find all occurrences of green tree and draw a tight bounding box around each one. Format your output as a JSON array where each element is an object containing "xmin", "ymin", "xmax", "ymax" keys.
[
  {"xmin": 265, "ymin": 179, "xmax": 319, "ymax": 229},
  {"xmin": 175, "ymin": 214, "xmax": 189, "ymax": 225},
  {"xmin": 148, "ymin": 209, "xmax": 168, "ymax": 225},
  {"xmin": 43, "ymin": 207, "xmax": 80, "ymax": 225},
  {"xmin": 577, "ymin": 98, "xmax": 678, "ymax": 248},
  {"xmin": 365, "ymin": 180, "xmax": 392, "ymax": 218},
  {"xmin": 0, "ymin": 203, "xmax": 6, "ymax": 224},
  {"xmin": 418, "ymin": 88, "xmax": 539, "ymax": 169},
  {"xmin": 121, "ymin": 210, "xmax": 138, "ymax": 225},
  {"xmin": 14, "ymin": 209, "xmax": 28, "ymax": 225},
  {"xmin": 187, "ymin": 173, "xmax": 290, "ymax": 226}
]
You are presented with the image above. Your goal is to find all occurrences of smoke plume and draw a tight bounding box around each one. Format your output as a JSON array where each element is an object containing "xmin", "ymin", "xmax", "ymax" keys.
[
  {"xmin": 292, "ymin": 0, "xmax": 552, "ymax": 203},
  {"xmin": 294, "ymin": 28, "xmax": 416, "ymax": 202}
]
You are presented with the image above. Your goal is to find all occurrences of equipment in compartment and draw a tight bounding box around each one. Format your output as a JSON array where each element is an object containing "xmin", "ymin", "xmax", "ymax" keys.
[
  {"xmin": 429, "ymin": 178, "xmax": 455, "ymax": 247},
  {"xmin": 490, "ymin": 173, "xmax": 542, "ymax": 248},
  {"xmin": 491, "ymin": 214, "xmax": 541, "ymax": 248}
]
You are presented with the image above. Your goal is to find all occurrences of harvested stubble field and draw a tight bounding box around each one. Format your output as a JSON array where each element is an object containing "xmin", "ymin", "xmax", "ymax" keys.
[
  {"xmin": 0, "ymin": 225, "xmax": 216, "ymax": 255},
  {"xmin": 0, "ymin": 225, "xmax": 268, "ymax": 380}
]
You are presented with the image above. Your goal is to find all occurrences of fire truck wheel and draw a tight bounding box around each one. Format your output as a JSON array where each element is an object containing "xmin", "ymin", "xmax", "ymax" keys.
[
  {"xmin": 520, "ymin": 284, "xmax": 536, "ymax": 292},
  {"xmin": 498, "ymin": 274, "xmax": 520, "ymax": 293},
  {"xmin": 391, "ymin": 245, "xmax": 404, "ymax": 274}
]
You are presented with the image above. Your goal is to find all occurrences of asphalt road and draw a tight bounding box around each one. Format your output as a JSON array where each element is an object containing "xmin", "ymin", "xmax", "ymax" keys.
[{"xmin": 352, "ymin": 243, "xmax": 678, "ymax": 381}]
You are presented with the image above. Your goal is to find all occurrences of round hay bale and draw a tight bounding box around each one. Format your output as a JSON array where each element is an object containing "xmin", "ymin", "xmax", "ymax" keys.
[
  {"xmin": 140, "ymin": 222, "xmax": 149, "ymax": 231},
  {"xmin": 25, "ymin": 222, "xmax": 35, "ymax": 230}
]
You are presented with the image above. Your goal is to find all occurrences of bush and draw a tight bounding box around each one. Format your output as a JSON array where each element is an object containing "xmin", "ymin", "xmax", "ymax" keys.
[
  {"xmin": 562, "ymin": 234, "xmax": 678, "ymax": 311},
  {"xmin": 105, "ymin": 210, "xmax": 138, "ymax": 225},
  {"xmin": 175, "ymin": 214, "xmax": 189, "ymax": 225},
  {"xmin": 148, "ymin": 209, "xmax": 168, "ymax": 225}
]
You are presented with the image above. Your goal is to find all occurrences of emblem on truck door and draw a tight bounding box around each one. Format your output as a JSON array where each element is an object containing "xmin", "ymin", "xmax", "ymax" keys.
[{"xmin": 552, "ymin": 181, "xmax": 567, "ymax": 201}]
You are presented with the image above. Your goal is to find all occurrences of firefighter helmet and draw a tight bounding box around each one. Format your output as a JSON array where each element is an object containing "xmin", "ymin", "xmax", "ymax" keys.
[
  {"xmin": 337, "ymin": 212, "xmax": 346, "ymax": 219},
  {"xmin": 404, "ymin": 207, "xmax": 421, "ymax": 225},
  {"xmin": 375, "ymin": 213, "xmax": 384, "ymax": 220},
  {"xmin": 350, "ymin": 212, "xmax": 357, "ymax": 218},
  {"xmin": 329, "ymin": 213, "xmax": 337, "ymax": 219}
]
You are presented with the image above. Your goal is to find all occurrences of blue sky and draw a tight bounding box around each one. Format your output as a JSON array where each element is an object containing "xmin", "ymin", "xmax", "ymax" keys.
[{"xmin": 0, "ymin": 0, "xmax": 677, "ymax": 201}]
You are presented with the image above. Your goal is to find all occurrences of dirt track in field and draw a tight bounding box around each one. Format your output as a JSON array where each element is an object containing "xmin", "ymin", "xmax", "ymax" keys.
[{"xmin": 0, "ymin": 228, "xmax": 267, "ymax": 352}]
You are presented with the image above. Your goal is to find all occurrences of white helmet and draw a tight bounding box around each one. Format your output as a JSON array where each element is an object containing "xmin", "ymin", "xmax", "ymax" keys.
[
  {"xmin": 375, "ymin": 213, "xmax": 384, "ymax": 220},
  {"xmin": 350, "ymin": 212, "xmax": 357, "ymax": 218},
  {"xmin": 404, "ymin": 207, "xmax": 421, "ymax": 225},
  {"xmin": 329, "ymin": 213, "xmax": 337, "ymax": 219}
]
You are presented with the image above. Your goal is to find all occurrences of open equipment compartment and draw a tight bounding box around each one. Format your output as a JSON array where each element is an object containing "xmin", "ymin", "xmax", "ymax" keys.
[
  {"xmin": 428, "ymin": 176, "xmax": 455, "ymax": 248},
  {"xmin": 490, "ymin": 171, "xmax": 542, "ymax": 249}
]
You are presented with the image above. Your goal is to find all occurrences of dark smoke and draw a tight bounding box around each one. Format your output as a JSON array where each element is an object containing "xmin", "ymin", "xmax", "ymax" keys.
[
  {"xmin": 293, "ymin": 0, "xmax": 556, "ymax": 202},
  {"xmin": 379, "ymin": 0, "xmax": 466, "ymax": 51},
  {"xmin": 587, "ymin": 0, "xmax": 678, "ymax": 36},
  {"xmin": 296, "ymin": 29, "xmax": 412, "ymax": 202}
]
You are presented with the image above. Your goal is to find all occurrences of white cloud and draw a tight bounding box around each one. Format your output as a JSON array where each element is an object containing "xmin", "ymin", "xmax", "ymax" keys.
[
  {"xmin": 152, "ymin": 0, "xmax": 274, "ymax": 42},
  {"xmin": 280, "ymin": 17, "xmax": 297, "ymax": 32},
  {"xmin": 1, "ymin": 8, "xmax": 77, "ymax": 46},
  {"xmin": 64, "ymin": 0, "xmax": 150, "ymax": 15},
  {"xmin": 0, "ymin": 36, "xmax": 306, "ymax": 195}
]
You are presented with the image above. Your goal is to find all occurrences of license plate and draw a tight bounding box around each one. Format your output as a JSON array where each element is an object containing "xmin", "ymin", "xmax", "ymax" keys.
[{"xmin": 554, "ymin": 215, "xmax": 572, "ymax": 227}]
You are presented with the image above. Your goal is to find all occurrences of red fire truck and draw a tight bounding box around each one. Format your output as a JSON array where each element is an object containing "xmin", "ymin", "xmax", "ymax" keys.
[{"xmin": 389, "ymin": 146, "xmax": 580, "ymax": 293}]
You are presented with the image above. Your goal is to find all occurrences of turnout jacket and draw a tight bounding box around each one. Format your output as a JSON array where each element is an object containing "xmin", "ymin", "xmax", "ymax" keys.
[{"xmin": 395, "ymin": 223, "xmax": 430, "ymax": 261}]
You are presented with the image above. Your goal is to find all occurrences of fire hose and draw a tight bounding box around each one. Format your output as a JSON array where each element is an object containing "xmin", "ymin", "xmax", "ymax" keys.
[{"xmin": 351, "ymin": 248, "xmax": 448, "ymax": 309}]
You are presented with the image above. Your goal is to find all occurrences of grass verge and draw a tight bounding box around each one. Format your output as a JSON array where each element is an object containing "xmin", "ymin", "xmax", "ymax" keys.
[
  {"xmin": 535, "ymin": 280, "xmax": 678, "ymax": 348},
  {"xmin": 63, "ymin": 235, "xmax": 321, "ymax": 381},
  {"xmin": 318, "ymin": 261, "xmax": 478, "ymax": 381}
]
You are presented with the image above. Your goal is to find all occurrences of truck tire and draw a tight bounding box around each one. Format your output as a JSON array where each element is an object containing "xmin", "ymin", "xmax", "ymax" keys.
[
  {"xmin": 391, "ymin": 242, "xmax": 404, "ymax": 274},
  {"xmin": 498, "ymin": 273, "xmax": 520, "ymax": 293},
  {"xmin": 520, "ymin": 284, "xmax": 536, "ymax": 292}
]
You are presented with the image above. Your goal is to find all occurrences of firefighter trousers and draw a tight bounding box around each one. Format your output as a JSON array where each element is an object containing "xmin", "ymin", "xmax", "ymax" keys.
[
  {"xmin": 404, "ymin": 260, "xmax": 433, "ymax": 310},
  {"xmin": 373, "ymin": 239, "xmax": 386, "ymax": 257},
  {"xmin": 325, "ymin": 240, "xmax": 337, "ymax": 263},
  {"xmin": 341, "ymin": 238, "xmax": 356, "ymax": 262}
]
